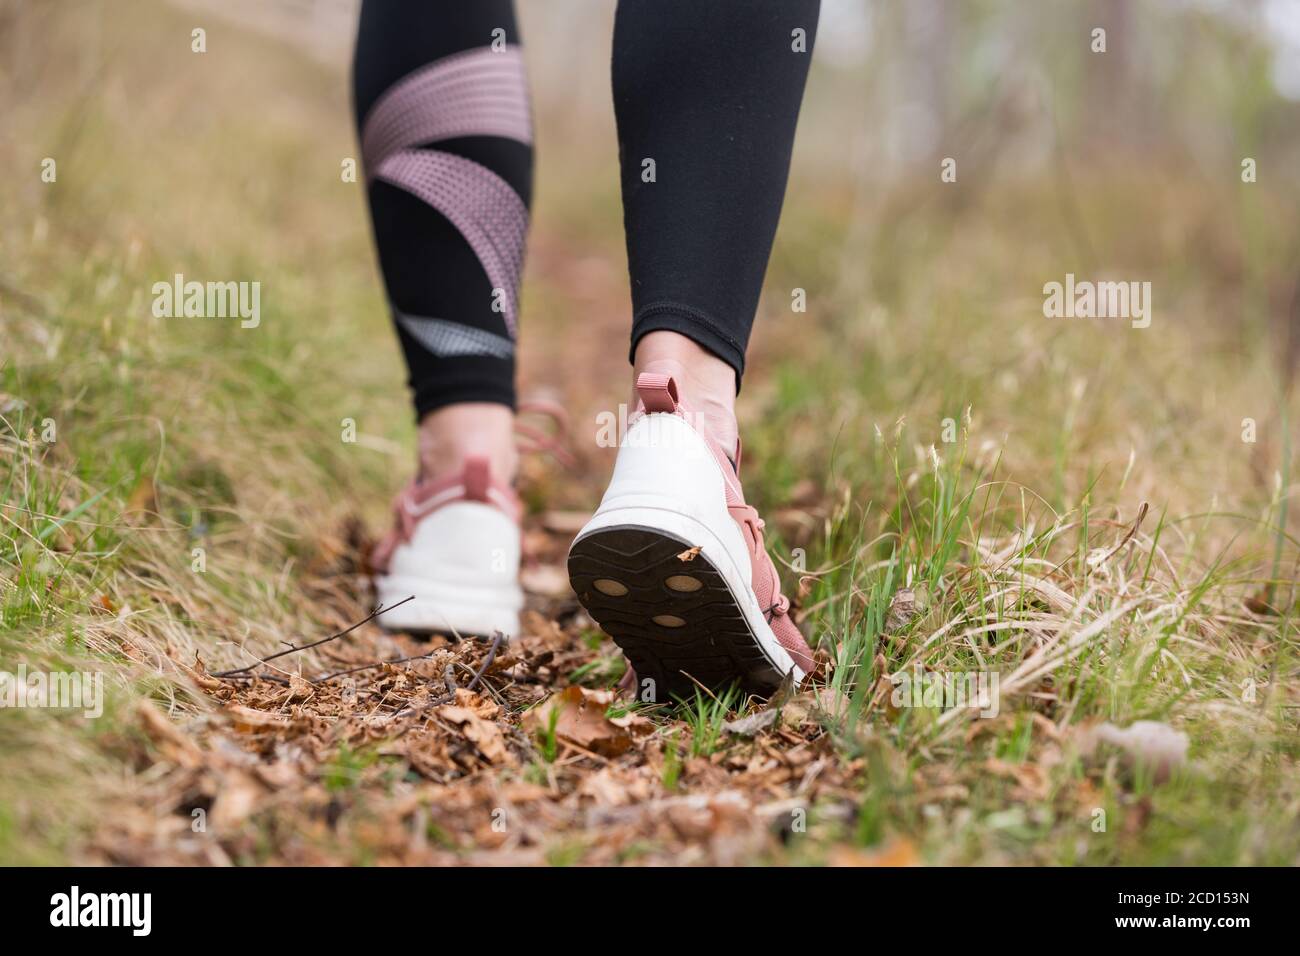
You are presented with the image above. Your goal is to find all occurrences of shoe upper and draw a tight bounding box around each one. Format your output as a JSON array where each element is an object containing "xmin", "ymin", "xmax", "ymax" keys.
[
  {"xmin": 632, "ymin": 373, "xmax": 815, "ymax": 675},
  {"xmin": 371, "ymin": 454, "xmax": 522, "ymax": 576}
]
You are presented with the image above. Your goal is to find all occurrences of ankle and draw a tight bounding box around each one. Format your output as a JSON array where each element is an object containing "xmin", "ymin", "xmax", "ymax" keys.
[
  {"xmin": 416, "ymin": 403, "xmax": 518, "ymax": 485},
  {"xmin": 633, "ymin": 331, "xmax": 739, "ymax": 454}
]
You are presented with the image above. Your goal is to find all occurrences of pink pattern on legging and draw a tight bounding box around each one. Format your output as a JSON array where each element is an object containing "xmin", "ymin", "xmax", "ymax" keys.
[
  {"xmin": 361, "ymin": 45, "xmax": 531, "ymax": 174},
  {"xmin": 374, "ymin": 149, "xmax": 528, "ymax": 338}
]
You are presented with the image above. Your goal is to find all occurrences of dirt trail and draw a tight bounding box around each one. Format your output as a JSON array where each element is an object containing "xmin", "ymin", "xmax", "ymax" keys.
[{"xmin": 90, "ymin": 516, "xmax": 880, "ymax": 866}]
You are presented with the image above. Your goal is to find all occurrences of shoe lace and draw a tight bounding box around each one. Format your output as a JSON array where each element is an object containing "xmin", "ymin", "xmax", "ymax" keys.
[
  {"xmin": 729, "ymin": 503, "xmax": 791, "ymax": 620},
  {"xmin": 515, "ymin": 397, "xmax": 577, "ymax": 469},
  {"xmin": 373, "ymin": 397, "xmax": 573, "ymax": 573}
]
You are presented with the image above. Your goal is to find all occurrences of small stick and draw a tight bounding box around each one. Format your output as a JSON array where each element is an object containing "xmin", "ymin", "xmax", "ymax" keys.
[
  {"xmin": 217, "ymin": 672, "xmax": 291, "ymax": 685},
  {"xmin": 313, "ymin": 649, "xmax": 437, "ymax": 683},
  {"xmin": 213, "ymin": 596, "xmax": 414, "ymax": 678},
  {"xmin": 394, "ymin": 631, "xmax": 503, "ymax": 719},
  {"xmin": 464, "ymin": 631, "xmax": 504, "ymax": 694}
]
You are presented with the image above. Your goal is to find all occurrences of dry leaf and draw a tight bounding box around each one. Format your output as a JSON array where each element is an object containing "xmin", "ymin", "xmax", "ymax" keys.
[
  {"xmin": 984, "ymin": 757, "xmax": 1049, "ymax": 800},
  {"xmin": 885, "ymin": 587, "xmax": 922, "ymax": 633},
  {"xmin": 826, "ymin": 838, "xmax": 919, "ymax": 867},
  {"xmin": 723, "ymin": 708, "xmax": 779, "ymax": 737},
  {"xmin": 124, "ymin": 477, "xmax": 157, "ymax": 516},
  {"xmin": 441, "ymin": 705, "xmax": 511, "ymax": 765},
  {"xmin": 525, "ymin": 685, "xmax": 651, "ymax": 757},
  {"xmin": 225, "ymin": 704, "xmax": 289, "ymax": 732},
  {"xmin": 577, "ymin": 767, "xmax": 634, "ymax": 806},
  {"xmin": 210, "ymin": 771, "xmax": 263, "ymax": 829},
  {"xmin": 135, "ymin": 701, "xmax": 203, "ymax": 768},
  {"xmin": 676, "ymin": 546, "xmax": 702, "ymax": 562},
  {"xmin": 287, "ymin": 673, "xmax": 314, "ymax": 702}
]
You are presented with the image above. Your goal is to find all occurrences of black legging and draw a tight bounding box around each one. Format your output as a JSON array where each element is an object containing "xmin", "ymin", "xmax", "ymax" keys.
[{"xmin": 353, "ymin": 0, "xmax": 818, "ymax": 418}]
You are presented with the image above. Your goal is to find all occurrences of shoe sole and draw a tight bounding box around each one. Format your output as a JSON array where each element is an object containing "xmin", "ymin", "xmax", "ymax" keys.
[
  {"xmin": 374, "ymin": 573, "xmax": 521, "ymax": 639},
  {"xmin": 568, "ymin": 524, "xmax": 788, "ymax": 703}
]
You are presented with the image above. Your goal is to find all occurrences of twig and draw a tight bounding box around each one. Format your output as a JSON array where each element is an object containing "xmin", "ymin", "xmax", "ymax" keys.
[
  {"xmin": 217, "ymin": 672, "xmax": 290, "ymax": 685},
  {"xmin": 395, "ymin": 631, "xmax": 504, "ymax": 719},
  {"xmin": 313, "ymin": 649, "xmax": 437, "ymax": 683},
  {"xmin": 213, "ymin": 596, "xmax": 414, "ymax": 678},
  {"xmin": 465, "ymin": 632, "xmax": 505, "ymax": 693}
]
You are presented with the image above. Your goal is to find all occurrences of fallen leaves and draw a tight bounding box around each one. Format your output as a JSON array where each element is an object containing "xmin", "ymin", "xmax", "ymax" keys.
[
  {"xmin": 885, "ymin": 587, "xmax": 924, "ymax": 633},
  {"xmin": 102, "ymin": 533, "xmax": 1164, "ymax": 868},
  {"xmin": 440, "ymin": 700, "xmax": 511, "ymax": 765},
  {"xmin": 135, "ymin": 700, "xmax": 204, "ymax": 768},
  {"xmin": 96, "ymin": 606, "xmax": 875, "ymax": 867},
  {"xmin": 525, "ymin": 685, "xmax": 652, "ymax": 757},
  {"xmin": 287, "ymin": 673, "xmax": 315, "ymax": 702},
  {"xmin": 224, "ymin": 703, "xmax": 291, "ymax": 733},
  {"xmin": 984, "ymin": 757, "xmax": 1050, "ymax": 801},
  {"xmin": 826, "ymin": 838, "xmax": 919, "ymax": 867},
  {"xmin": 723, "ymin": 708, "xmax": 780, "ymax": 737},
  {"xmin": 209, "ymin": 770, "xmax": 265, "ymax": 830}
]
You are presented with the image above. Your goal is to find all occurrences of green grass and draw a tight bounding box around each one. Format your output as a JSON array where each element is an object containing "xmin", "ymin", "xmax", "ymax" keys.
[{"xmin": 677, "ymin": 684, "xmax": 742, "ymax": 758}]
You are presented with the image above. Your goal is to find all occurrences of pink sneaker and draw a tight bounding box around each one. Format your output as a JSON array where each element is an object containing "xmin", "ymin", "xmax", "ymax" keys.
[
  {"xmin": 372, "ymin": 455, "xmax": 523, "ymax": 637},
  {"xmin": 567, "ymin": 373, "xmax": 814, "ymax": 702}
]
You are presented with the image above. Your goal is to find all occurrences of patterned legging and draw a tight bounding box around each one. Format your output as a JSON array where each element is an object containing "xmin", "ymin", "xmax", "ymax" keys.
[{"xmin": 353, "ymin": 0, "xmax": 820, "ymax": 417}]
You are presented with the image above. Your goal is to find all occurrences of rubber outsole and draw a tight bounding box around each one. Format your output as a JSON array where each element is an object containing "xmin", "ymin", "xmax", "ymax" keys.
[
  {"xmin": 374, "ymin": 577, "xmax": 521, "ymax": 640},
  {"xmin": 373, "ymin": 612, "xmax": 517, "ymax": 640},
  {"xmin": 567, "ymin": 524, "xmax": 785, "ymax": 703}
]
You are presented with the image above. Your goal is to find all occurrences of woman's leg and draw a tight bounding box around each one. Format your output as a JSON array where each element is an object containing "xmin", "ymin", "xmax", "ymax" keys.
[
  {"xmin": 568, "ymin": 0, "xmax": 821, "ymax": 701},
  {"xmin": 356, "ymin": 1, "xmax": 531, "ymax": 637},
  {"xmin": 613, "ymin": 0, "xmax": 820, "ymax": 453},
  {"xmin": 353, "ymin": 0, "xmax": 531, "ymax": 484}
]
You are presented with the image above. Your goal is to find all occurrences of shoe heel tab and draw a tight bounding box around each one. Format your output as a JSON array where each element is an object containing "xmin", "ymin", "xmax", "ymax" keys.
[{"xmin": 636, "ymin": 373, "xmax": 679, "ymax": 413}]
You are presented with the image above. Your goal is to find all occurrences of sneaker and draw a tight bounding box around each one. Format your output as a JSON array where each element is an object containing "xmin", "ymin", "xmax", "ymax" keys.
[
  {"xmin": 567, "ymin": 373, "xmax": 814, "ymax": 702},
  {"xmin": 371, "ymin": 455, "xmax": 523, "ymax": 637}
]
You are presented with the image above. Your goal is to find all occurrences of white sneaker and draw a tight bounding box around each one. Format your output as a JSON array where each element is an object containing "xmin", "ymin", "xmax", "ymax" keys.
[
  {"xmin": 371, "ymin": 455, "xmax": 523, "ymax": 638},
  {"xmin": 567, "ymin": 373, "xmax": 814, "ymax": 702}
]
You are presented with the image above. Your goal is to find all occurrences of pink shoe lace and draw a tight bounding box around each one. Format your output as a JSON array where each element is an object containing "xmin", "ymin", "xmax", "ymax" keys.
[
  {"xmin": 515, "ymin": 397, "xmax": 577, "ymax": 470},
  {"xmin": 371, "ymin": 398, "xmax": 574, "ymax": 574},
  {"xmin": 370, "ymin": 455, "xmax": 522, "ymax": 573},
  {"xmin": 728, "ymin": 501, "xmax": 812, "ymax": 673}
]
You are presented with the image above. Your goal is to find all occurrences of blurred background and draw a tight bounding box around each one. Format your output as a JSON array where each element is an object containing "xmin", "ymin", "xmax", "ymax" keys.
[{"xmin": 4, "ymin": 0, "xmax": 1297, "ymax": 512}]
